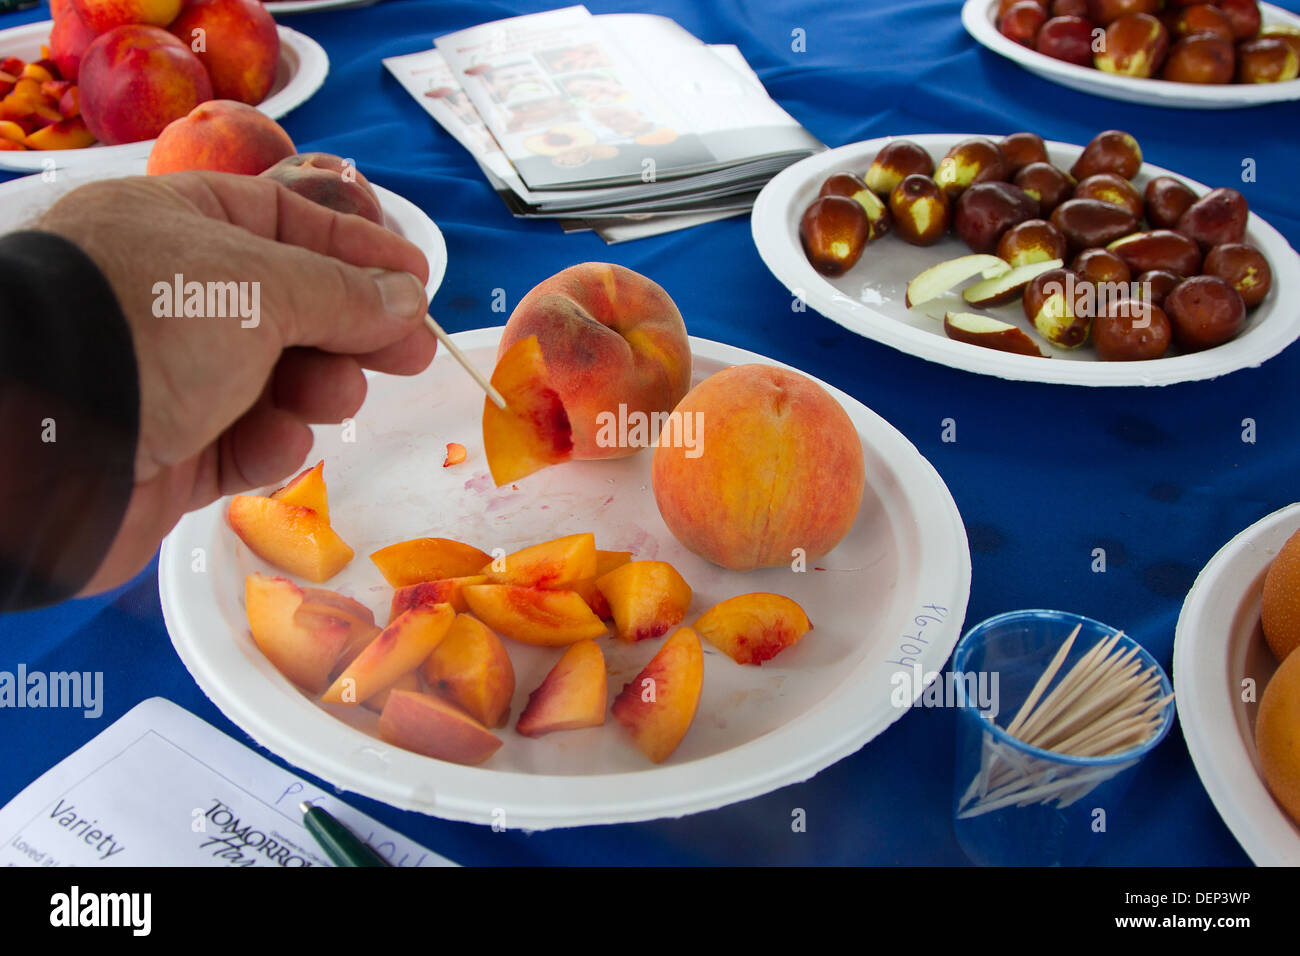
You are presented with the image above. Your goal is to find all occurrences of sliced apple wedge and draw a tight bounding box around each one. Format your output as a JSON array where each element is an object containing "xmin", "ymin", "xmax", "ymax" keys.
[
  {"xmin": 943, "ymin": 313, "xmax": 1047, "ymax": 358},
  {"xmin": 905, "ymin": 254, "xmax": 1009, "ymax": 308},
  {"xmin": 961, "ymin": 258, "xmax": 1063, "ymax": 308}
]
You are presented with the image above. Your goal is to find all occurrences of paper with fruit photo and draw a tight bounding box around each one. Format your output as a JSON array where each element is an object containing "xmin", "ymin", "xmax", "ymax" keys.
[{"xmin": 0, "ymin": 697, "xmax": 452, "ymax": 867}]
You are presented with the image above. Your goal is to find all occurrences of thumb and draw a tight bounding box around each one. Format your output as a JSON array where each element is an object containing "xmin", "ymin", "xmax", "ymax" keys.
[{"xmin": 246, "ymin": 238, "xmax": 430, "ymax": 354}]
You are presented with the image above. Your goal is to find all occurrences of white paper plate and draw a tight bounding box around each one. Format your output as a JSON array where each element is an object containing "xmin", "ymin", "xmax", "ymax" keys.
[
  {"xmin": 1174, "ymin": 503, "xmax": 1300, "ymax": 866},
  {"xmin": 963, "ymin": 0, "xmax": 1300, "ymax": 109},
  {"xmin": 751, "ymin": 133, "xmax": 1300, "ymax": 387},
  {"xmin": 265, "ymin": 0, "xmax": 380, "ymax": 14},
  {"xmin": 0, "ymin": 21, "xmax": 328, "ymax": 173},
  {"xmin": 0, "ymin": 158, "xmax": 446, "ymax": 300},
  {"xmin": 157, "ymin": 331, "xmax": 972, "ymax": 829}
]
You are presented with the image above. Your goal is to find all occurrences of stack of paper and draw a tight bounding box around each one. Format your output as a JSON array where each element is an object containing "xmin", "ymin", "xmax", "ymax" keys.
[{"xmin": 384, "ymin": 6, "xmax": 824, "ymax": 242}]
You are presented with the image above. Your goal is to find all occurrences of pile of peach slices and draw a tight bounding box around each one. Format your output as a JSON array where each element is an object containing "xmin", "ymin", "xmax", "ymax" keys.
[{"xmin": 228, "ymin": 462, "xmax": 813, "ymax": 767}]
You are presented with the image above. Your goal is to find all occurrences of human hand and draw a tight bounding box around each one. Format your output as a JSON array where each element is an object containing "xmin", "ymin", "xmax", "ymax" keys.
[{"xmin": 34, "ymin": 171, "xmax": 438, "ymax": 594}]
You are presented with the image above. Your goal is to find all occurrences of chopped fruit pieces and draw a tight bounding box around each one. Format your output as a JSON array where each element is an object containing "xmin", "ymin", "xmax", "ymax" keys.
[
  {"xmin": 244, "ymin": 574, "xmax": 352, "ymax": 694},
  {"xmin": 905, "ymin": 254, "xmax": 1010, "ymax": 308},
  {"xmin": 611, "ymin": 627, "xmax": 704, "ymax": 763},
  {"xmin": 377, "ymin": 690, "xmax": 503, "ymax": 766},
  {"xmin": 320, "ymin": 604, "xmax": 455, "ymax": 705},
  {"xmin": 943, "ymin": 312, "xmax": 1047, "ymax": 358},
  {"xmin": 693, "ymin": 593, "xmax": 813, "ymax": 665},
  {"xmin": 362, "ymin": 670, "xmax": 420, "ymax": 713},
  {"xmin": 227, "ymin": 495, "xmax": 353, "ymax": 582},
  {"xmin": 389, "ymin": 575, "xmax": 488, "ymax": 619},
  {"xmin": 271, "ymin": 460, "xmax": 330, "ymax": 523},
  {"xmin": 481, "ymin": 335, "xmax": 573, "ymax": 486},
  {"xmin": 961, "ymin": 258, "xmax": 1063, "ymax": 308},
  {"xmin": 369, "ymin": 537, "xmax": 491, "ymax": 588},
  {"xmin": 443, "ymin": 442, "xmax": 467, "ymax": 466},
  {"xmin": 461, "ymin": 584, "xmax": 607, "ymax": 646},
  {"xmin": 516, "ymin": 639, "xmax": 607, "ymax": 737},
  {"xmin": 421, "ymin": 613, "xmax": 515, "ymax": 727},
  {"xmin": 595, "ymin": 560, "xmax": 692, "ymax": 642},
  {"xmin": 480, "ymin": 532, "xmax": 597, "ymax": 588}
]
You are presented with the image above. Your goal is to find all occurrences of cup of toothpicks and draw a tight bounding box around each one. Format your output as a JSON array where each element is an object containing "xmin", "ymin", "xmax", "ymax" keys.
[{"xmin": 949, "ymin": 609, "xmax": 1176, "ymax": 866}]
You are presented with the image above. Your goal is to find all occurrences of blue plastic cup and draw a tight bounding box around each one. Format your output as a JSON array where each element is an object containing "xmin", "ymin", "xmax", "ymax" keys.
[{"xmin": 951, "ymin": 609, "xmax": 1175, "ymax": 866}]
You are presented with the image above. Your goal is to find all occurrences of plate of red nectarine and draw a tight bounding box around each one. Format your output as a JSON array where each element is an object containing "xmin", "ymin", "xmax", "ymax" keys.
[
  {"xmin": 0, "ymin": 18, "xmax": 327, "ymax": 172},
  {"xmin": 1174, "ymin": 503, "xmax": 1300, "ymax": 865},
  {"xmin": 964, "ymin": 0, "xmax": 1300, "ymax": 109},
  {"xmin": 157, "ymin": 326, "xmax": 972, "ymax": 829},
  {"xmin": 751, "ymin": 131, "xmax": 1300, "ymax": 386}
]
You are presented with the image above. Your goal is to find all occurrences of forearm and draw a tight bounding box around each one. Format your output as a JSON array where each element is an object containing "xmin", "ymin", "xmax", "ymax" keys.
[{"xmin": 0, "ymin": 230, "xmax": 139, "ymax": 611}]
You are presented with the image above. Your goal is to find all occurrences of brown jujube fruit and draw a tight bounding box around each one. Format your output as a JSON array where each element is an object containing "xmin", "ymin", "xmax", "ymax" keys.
[
  {"xmin": 1236, "ymin": 37, "xmax": 1300, "ymax": 84},
  {"xmin": 1162, "ymin": 34, "xmax": 1236, "ymax": 83},
  {"xmin": 1000, "ymin": 2, "xmax": 1049, "ymax": 46},
  {"xmin": 1036, "ymin": 16, "xmax": 1097, "ymax": 66},
  {"xmin": 1218, "ymin": 0, "xmax": 1262, "ymax": 41},
  {"xmin": 1073, "ymin": 247, "xmax": 1132, "ymax": 286},
  {"xmin": 819, "ymin": 172, "xmax": 891, "ymax": 241},
  {"xmin": 1135, "ymin": 270, "xmax": 1181, "ymax": 307},
  {"xmin": 1093, "ymin": 299, "xmax": 1172, "ymax": 361},
  {"xmin": 1203, "ymin": 243, "xmax": 1272, "ymax": 308},
  {"xmin": 1023, "ymin": 267, "xmax": 1092, "ymax": 348},
  {"xmin": 1070, "ymin": 130, "xmax": 1143, "ymax": 181},
  {"xmin": 955, "ymin": 181, "xmax": 1039, "ymax": 253},
  {"xmin": 1165, "ymin": 275, "xmax": 1247, "ymax": 351},
  {"xmin": 1086, "ymin": 0, "xmax": 1160, "ymax": 26},
  {"xmin": 1107, "ymin": 229, "xmax": 1203, "ymax": 277},
  {"xmin": 1073, "ymin": 173, "xmax": 1144, "ymax": 218},
  {"xmin": 998, "ymin": 218, "xmax": 1068, "ymax": 266},
  {"xmin": 1177, "ymin": 187, "xmax": 1248, "ymax": 250},
  {"xmin": 1050, "ymin": 198, "xmax": 1139, "ymax": 254},
  {"xmin": 1144, "ymin": 176, "xmax": 1197, "ymax": 230},
  {"xmin": 1095, "ymin": 13, "xmax": 1170, "ymax": 78},
  {"xmin": 1014, "ymin": 162, "xmax": 1075, "ymax": 214},
  {"xmin": 1000, "ymin": 132, "xmax": 1049, "ymax": 174},
  {"xmin": 1165, "ymin": 4, "xmax": 1234, "ymax": 42},
  {"xmin": 933, "ymin": 138, "xmax": 1008, "ymax": 199},
  {"xmin": 864, "ymin": 140, "xmax": 935, "ymax": 197},
  {"xmin": 889, "ymin": 174, "xmax": 950, "ymax": 246},
  {"xmin": 799, "ymin": 196, "xmax": 870, "ymax": 277}
]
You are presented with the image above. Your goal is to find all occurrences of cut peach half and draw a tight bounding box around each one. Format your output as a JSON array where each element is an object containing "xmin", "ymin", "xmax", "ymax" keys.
[
  {"xmin": 461, "ymin": 584, "xmax": 607, "ymax": 646},
  {"xmin": 321, "ymin": 603, "xmax": 455, "ymax": 705},
  {"xmin": 481, "ymin": 334, "xmax": 573, "ymax": 486},
  {"xmin": 480, "ymin": 532, "xmax": 597, "ymax": 588},
  {"xmin": 369, "ymin": 537, "xmax": 491, "ymax": 588},
  {"xmin": 244, "ymin": 574, "xmax": 353, "ymax": 694},
  {"xmin": 362, "ymin": 670, "xmax": 421, "ymax": 713},
  {"xmin": 377, "ymin": 690, "xmax": 503, "ymax": 766},
  {"xmin": 227, "ymin": 495, "xmax": 353, "ymax": 582},
  {"xmin": 693, "ymin": 593, "xmax": 813, "ymax": 665},
  {"xmin": 516, "ymin": 639, "xmax": 607, "ymax": 738},
  {"xmin": 611, "ymin": 627, "xmax": 704, "ymax": 763},
  {"xmin": 389, "ymin": 575, "xmax": 488, "ymax": 620},
  {"xmin": 271, "ymin": 460, "xmax": 330, "ymax": 523},
  {"xmin": 571, "ymin": 550, "xmax": 634, "ymax": 618},
  {"xmin": 595, "ymin": 560, "xmax": 692, "ymax": 642},
  {"xmin": 421, "ymin": 613, "xmax": 516, "ymax": 728}
]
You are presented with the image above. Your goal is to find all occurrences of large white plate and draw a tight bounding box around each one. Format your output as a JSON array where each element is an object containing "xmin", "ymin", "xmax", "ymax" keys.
[
  {"xmin": 963, "ymin": 0, "xmax": 1300, "ymax": 109},
  {"xmin": 751, "ymin": 133, "xmax": 1300, "ymax": 387},
  {"xmin": 0, "ymin": 21, "xmax": 328, "ymax": 173},
  {"xmin": 265, "ymin": 0, "xmax": 381, "ymax": 13},
  {"xmin": 0, "ymin": 157, "xmax": 446, "ymax": 300},
  {"xmin": 157, "ymin": 331, "xmax": 972, "ymax": 829},
  {"xmin": 1174, "ymin": 504, "xmax": 1300, "ymax": 866}
]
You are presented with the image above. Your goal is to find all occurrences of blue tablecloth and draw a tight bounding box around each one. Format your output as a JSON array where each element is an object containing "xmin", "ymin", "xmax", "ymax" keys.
[{"xmin": 4, "ymin": 0, "xmax": 1298, "ymax": 865}]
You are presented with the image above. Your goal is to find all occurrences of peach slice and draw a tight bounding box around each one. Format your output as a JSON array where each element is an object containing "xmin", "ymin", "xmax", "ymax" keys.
[
  {"xmin": 227, "ymin": 495, "xmax": 354, "ymax": 582},
  {"xmin": 481, "ymin": 334, "xmax": 573, "ymax": 486},
  {"xmin": 293, "ymin": 587, "xmax": 379, "ymax": 677},
  {"xmin": 24, "ymin": 115, "xmax": 95, "ymax": 150},
  {"xmin": 377, "ymin": 690, "xmax": 503, "ymax": 766},
  {"xmin": 362, "ymin": 669, "xmax": 420, "ymax": 714},
  {"xmin": 462, "ymin": 584, "xmax": 607, "ymax": 646},
  {"xmin": 516, "ymin": 639, "xmax": 607, "ymax": 738},
  {"xmin": 557, "ymin": 549, "xmax": 632, "ymax": 619},
  {"xmin": 611, "ymin": 627, "xmax": 704, "ymax": 763},
  {"xmin": 389, "ymin": 575, "xmax": 488, "ymax": 620},
  {"xmin": 244, "ymin": 574, "xmax": 352, "ymax": 694},
  {"xmin": 480, "ymin": 532, "xmax": 597, "ymax": 588},
  {"xmin": 320, "ymin": 604, "xmax": 455, "ymax": 705},
  {"xmin": 595, "ymin": 560, "xmax": 692, "ymax": 642},
  {"xmin": 421, "ymin": 613, "xmax": 515, "ymax": 728},
  {"xmin": 693, "ymin": 593, "xmax": 813, "ymax": 665},
  {"xmin": 329, "ymin": 620, "xmax": 382, "ymax": 678},
  {"xmin": 444, "ymin": 442, "xmax": 467, "ymax": 467},
  {"xmin": 370, "ymin": 537, "xmax": 491, "ymax": 588},
  {"xmin": 271, "ymin": 460, "xmax": 330, "ymax": 523}
]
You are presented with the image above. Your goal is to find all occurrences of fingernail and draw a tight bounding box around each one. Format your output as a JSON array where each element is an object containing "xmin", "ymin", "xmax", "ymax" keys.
[{"xmin": 373, "ymin": 269, "xmax": 426, "ymax": 320}]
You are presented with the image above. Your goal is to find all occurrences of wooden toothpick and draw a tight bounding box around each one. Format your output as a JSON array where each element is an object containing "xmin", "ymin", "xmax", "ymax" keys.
[{"xmin": 424, "ymin": 315, "xmax": 507, "ymax": 409}]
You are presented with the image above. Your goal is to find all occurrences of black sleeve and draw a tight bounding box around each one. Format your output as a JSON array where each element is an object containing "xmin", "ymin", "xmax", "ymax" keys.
[{"xmin": 0, "ymin": 230, "xmax": 139, "ymax": 612}]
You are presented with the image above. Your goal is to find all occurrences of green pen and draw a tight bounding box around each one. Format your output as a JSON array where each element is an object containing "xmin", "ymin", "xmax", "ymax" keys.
[{"xmin": 299, "ymin": 802, "xmax": 390, "ymax": 867}]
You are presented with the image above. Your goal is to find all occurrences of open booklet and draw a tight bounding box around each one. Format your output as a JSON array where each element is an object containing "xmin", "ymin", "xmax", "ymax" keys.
[{"xmin": 384, "ymin": 6, "xmax": 823, "ymax": 241}]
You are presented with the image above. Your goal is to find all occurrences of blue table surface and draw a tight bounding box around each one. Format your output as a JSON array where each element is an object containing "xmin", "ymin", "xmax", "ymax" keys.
[{"xmin": 3, "ymin": 0, "xmax": 1298, "ymax": 865}]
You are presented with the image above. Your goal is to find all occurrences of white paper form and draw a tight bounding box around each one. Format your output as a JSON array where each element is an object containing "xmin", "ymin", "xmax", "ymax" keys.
[{"xmin": 0, "ymin": 697, "xmax": 454, "ymax": 867}]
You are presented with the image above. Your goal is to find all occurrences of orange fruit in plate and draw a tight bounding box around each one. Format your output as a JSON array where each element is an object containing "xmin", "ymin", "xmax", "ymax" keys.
[
  {"xmin": 1262, "ymin": 528, "xmax": 1300, "ymax": 662},
  {"xmin": 1255, "ymin": 647, "xmax": 1300, "ymax": 827}
]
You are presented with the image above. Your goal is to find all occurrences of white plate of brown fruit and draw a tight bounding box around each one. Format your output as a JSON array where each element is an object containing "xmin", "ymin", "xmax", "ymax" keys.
[
  {"xmin": 751, "ymin": 129, "xmax": 1300, "ymax": 386},
  {"xmin": 1175, "ymin": 503, "xmax": 1300, "ymax": 865},
  {"xmin": 964, "ymin": 0, "xmax": 1300, "ymax": 110}
]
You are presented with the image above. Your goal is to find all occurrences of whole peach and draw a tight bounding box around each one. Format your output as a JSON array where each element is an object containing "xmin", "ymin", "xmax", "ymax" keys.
[
  {"xmin": 167, "ymin": 0, "xmax": 279, "ymax": 105},
  {"xmin": 72, "ymin": 0, "xmax": 183, "ymax": 34},
  {"xmin": 49, "ymin": 5, "xmax": 98, "ymax": 82},
  {"xmin": 79, "ymin": 25, "xmax": 212, "ymax": 145},
  {"xmin": 497, "ymin": 263, "xmax": 692, "ymax": 461},
  {"xmin": 259, "ymin": 153, "xmax": 383, "ymax": 225},
  {"xmin": 652, "ymin": 365, "xmax": 865, "ymax": 572},
  {"xmin": 147, "ymin": 99, "xmax": 294, "ymax": 174}
]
